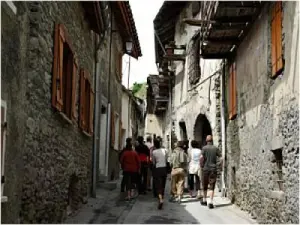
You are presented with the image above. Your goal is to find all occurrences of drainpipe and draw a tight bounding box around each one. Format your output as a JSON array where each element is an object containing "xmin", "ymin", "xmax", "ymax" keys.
[
  {"xmin": 104, "ymin": 3, "xmax": 113, "ymax": 178},
  {"xmin": 221, "ymin": 59, "xmax": 227, "ymax": 197},
  {"xmin": 91, "ymin": 2, "xmax": 107, "ymax": 198}
]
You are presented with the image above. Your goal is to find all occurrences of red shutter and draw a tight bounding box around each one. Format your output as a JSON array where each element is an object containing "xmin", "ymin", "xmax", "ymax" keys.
[
  {"xmin": 271, "ymin": 2, "xmax": 283, "ymax": 78},
  {"xmin": 89, "ymin": 89, "xmax": 95, "ymax": 134},
  {"xmin": 71, "ymin": 58, "xmax": 78, "ymax": 121},
  {"xmin": 79, "ymin": 70, "xmax": 86, "ymax": 129},
  {"xmin": 52, "ymin": 24, "xmax": 65, "ymax": 111}
]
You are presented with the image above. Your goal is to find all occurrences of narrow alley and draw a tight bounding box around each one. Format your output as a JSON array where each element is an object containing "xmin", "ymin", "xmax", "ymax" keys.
[
  {"xmin": 65, "ymin": 176, "xmax": 256, "ymax": 224},
  {"xmin": 1, "ymin": 0, "xmax": 299, "ymax": 224}
]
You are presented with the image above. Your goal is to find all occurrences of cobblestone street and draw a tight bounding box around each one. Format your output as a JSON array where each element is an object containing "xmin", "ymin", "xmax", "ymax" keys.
[{"xmin": 66, "ymin": 176, "xmax": 256, "ymax": 224}]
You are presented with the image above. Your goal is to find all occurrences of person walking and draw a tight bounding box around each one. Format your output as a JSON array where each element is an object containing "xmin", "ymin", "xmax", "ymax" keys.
[
  {"xmin": 151, "ymin": 138, "xmax": 168, "ymax": 210},
  {"xmin": 145, "ymin": 136, "xmax": 153, "ymax": 192},
  {"xmin": 200, "ymin": 135, "xmax": 222, "ymax": 209},
  {"xmin": 135, "ymin": 136, "xmax": 150, "ymax": 194},
  {"xmin": 188, "ymin": 140, "xmax": 202, "ymax": 199},
  {"xmin": 120, "ymin": 138, "xmax": 141, "ymax": 201},
  {"xmin": 169, "ymin": 141, "xmax": 188, "ymax": 203}
]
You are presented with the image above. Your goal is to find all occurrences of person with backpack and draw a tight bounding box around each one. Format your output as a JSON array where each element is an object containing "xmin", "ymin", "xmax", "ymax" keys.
[
  {"xmin": 169, "ymin": 141, "xmax": 188, "ymax": 203},
  {"xmin": 135, "ymin": 136, "xmax": 150, "ymax": 194}
]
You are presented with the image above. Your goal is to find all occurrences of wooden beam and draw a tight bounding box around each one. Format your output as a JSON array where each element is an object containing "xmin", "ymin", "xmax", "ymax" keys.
[
  {"xmin": 214, "ymin": 15, "xmax": 254, "ymax": 23},
  {"xmin": 182, "ymin": 18, "xmax": 216, "ymax": 26},
  {"xmin": 218, "ymin": 1, "xmax": 262, "ymax": 8},
  {"xmin": 165, "ymin": 44, "xmax": 186, "ymax": 50},
  {"xmin": 204, "ymin": 37, "xmax": 240, "ymax": 45},
  {"xmin": 163, "ymin": 54, "xmax": 186, "ymax": 61},
  {"xmin": 212, "ymin": 23, "xmax": 248, "ymax": 30},
  {"xmin": 200, "ymin": 52, "xmax": 231, "ymax": 59}
]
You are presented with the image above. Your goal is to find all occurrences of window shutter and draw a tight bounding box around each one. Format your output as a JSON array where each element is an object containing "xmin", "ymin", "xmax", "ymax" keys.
[
  {"xmin": 89, "ymin": 89, "xmax": 95, "ymax": 134},
  {"xmin": 71, "ymin": 58, "xmax": 78, "ymax": 121},
  {"xmin": 271, "ymin": 2, "xmax": 283, "ymax": 78},
  {"xmin": 119, "ymin": 120, "xmax": 122, "ymax": 149},
  {"xmin": 119, "ymin": 53, "xmax": 123, "ymax": 81},
  {"xmin": 1, "ymin": 100, "xmax": 7, "ymax": 195},
  {"xmin": 52, "ymin": 24, "xmax": 65, "ymax": 111},
  {"xmin": 111, "ymin": 111, "xmax": 115, "ymax": 147},
  {"xmin": 79, "ymin": 70, "xmax": 86, "ymax": 129}
]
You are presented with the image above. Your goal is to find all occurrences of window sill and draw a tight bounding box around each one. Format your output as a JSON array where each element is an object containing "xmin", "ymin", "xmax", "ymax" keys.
[
  {"xmin": 268, "ymin": 190, "xmax": 284, "ymax": 200},
  {"xmin": 1, "ymin": 196, "xmax": 8, "ymax": 203},
  {"xmin": 82, "ymin": 130, "xmax": 92, "ymax": 138},
  {"xmin": 59, "ymin": 112, "xmax": 73, "ymax": 125}
]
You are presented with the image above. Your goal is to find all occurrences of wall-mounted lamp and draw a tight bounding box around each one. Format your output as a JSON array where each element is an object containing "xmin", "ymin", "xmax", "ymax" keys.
[{"xmin": 126, "ymin": 41, "xmax": 133, "ymax": 54}]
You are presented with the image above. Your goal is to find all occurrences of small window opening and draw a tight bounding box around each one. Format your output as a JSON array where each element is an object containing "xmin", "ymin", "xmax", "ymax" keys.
[{"xmin": 271, "ymin": 148, "xmax": 284, "ymax": 191}]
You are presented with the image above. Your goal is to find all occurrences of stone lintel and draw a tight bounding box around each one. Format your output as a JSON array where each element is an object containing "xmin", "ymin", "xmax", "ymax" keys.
[{"xmin": 268, "ymin": 190, "xmax": 285, "ymax": 201}]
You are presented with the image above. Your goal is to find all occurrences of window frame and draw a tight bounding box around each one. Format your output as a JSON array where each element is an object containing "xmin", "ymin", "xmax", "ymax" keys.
[
  {"xmin": 52, "ymin": 23, "xmax": 78, "ymax": 121},
  {"xmin": 79, "ymin": 69, "xmax": 94, "ymax": 135},
  {"xmin": 1, "ymin": 100, "xmax": 7, "ymax": 199},
  {"xmin": 114, "ymin": 113, "xmax": 120, "ymax": 150},
  {"xmin": 271, "ymin": 1, "xmax": 284, "ymax": 78},
  {"xmin": 115, "ymin": 49, "xmax": 123, "ymax": 82}
]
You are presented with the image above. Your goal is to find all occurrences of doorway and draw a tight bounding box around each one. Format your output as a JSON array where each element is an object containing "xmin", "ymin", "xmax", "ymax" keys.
[{"xmin": 193, "ymin": 114, "xmax": 212, "ymax": 148}]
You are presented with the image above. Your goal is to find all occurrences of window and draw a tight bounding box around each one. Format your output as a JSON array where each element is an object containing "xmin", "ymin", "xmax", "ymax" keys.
[
  {"xmin": 1, "ymin": 100, "xmax": 7, "ymax": 199},
  {"xmin": 79, "ymin": 69, "xmax": 94, "ymax": 134},
  {"xmin": 188, "ymin": 34, "xmax": 201, "ymax": 85},
  {"xmin": 272, "ymin": 148, "xmax": 284, "ymax": 191},
  {"xmin": 52, "ymin": 23, "xmax": 77, "ymax": 121},
  {"xmin": 115, "ymin": 50, "xmax": 123, "ymax": 82},
  {"xmin": 271, "ymin": 1, "xmax": 284, "ymax": 78},
  {"xmin": 229, "ymin": 62, "xmax": 237, "ymax": 120}
]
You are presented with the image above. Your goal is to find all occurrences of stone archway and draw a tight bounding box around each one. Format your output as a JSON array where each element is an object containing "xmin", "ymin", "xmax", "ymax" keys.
[
  {"xmin": 179, "ymin": 120, "xmax": 188, "ymax": 141},
  {"xmin": 193, "ymin": 114, "xmax": 212, "ymax": 148}
]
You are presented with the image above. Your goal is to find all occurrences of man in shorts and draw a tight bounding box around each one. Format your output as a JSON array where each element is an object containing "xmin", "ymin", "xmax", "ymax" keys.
[{"xmin": 200, "ymin": 135, "xmax": 222, "ymax": 209}]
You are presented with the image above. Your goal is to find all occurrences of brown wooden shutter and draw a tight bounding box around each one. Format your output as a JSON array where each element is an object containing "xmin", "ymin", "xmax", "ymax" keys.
[
  {"xmin": 111, "ymin": 111, "xmax": 115, "ymax": 147},
  {"xmin": 79, "ymin": 70, "xmax": 86, "ymax": 129},
  {"xmin": 119, "ymin": 120, "xmax": 122, "ymax": 149},
  {"xmin": 71, "ymin": 58, "xmax": 78, "ymax": 121},
  {"xmin": 271, "ymin": 2, "xmax": 283, "ymax": 78},
  {"xmin": 52, "ymin": 24, "xmax": 65, "ymax": 111},
  {"xmin": 119, "ymin": 53, "xmax": 123, "ymax": 81},
  {"xmin": 89, "ymin": 89, "xmax": 95, "ymax": 134}
]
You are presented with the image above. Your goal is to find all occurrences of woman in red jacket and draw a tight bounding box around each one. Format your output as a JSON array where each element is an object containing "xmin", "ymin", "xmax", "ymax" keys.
[{"xmin": 120, "ymin": 138, "xmax": 141, "ymax": 200}]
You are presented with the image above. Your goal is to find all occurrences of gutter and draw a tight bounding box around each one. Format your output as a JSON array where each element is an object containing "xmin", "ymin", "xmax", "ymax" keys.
[{"xmin": 91, "ymin": 2, "xmax": 107, "ymax": 198}]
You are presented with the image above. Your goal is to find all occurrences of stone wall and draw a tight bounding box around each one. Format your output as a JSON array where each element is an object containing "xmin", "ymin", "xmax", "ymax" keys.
[
  {"xmin": 2, "ymin": 1, "xmax": 99, "ymax": 223},
  {"xmin": 1, "ymin": 2, "xmax": 29, "ymax": 223},
  {"xmin": 225, "ymin": 2, "xmax": 299, "ymax": 223},
  {"xmin": 159, "ymin": 3, "xmax": 223, "ymax": 150}
]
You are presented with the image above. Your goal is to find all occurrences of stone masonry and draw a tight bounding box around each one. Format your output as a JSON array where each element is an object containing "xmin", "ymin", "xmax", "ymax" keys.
[
  {"xmin": 1, "ymin": 1, "xmax": 98, "ymax": 223},
  {"xmin": 225, "ymin": 2, "xmax": 299, "ymax": 224}
]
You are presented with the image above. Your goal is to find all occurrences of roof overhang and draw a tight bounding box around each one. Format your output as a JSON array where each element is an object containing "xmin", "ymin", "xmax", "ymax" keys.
[
  {"xmin": 183, "ymin": 1, "xmax": 265, "ymax": 59},
  {"xmin": 82, "ymin": 1, "xmax": 105, "ymax": 35},
  {"xmin": 153, "ymin": 1, "xmax": 188, "ymax": 66},
  {"xmin": 111, "ymin": 1, "xmax": 142, "ymax": 59}
]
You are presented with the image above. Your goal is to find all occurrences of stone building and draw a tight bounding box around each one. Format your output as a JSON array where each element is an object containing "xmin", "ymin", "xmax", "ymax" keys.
[
  {"xmin": 121, "ymin": 86, "xmax": 146, "ymax": 146},
  {"xmin": 149, "ymin": 1, "xmax": 299, "ymax": 224},
  {"xmin": 1, "ymin": 1, "xmax": 141, "ymax": 223}
]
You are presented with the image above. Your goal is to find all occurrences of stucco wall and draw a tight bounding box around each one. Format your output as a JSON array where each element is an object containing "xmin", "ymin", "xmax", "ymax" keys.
[
  {"xmin": 226, "ymin": 2, "xmax": 299, "ymax": 223},
  {"xmin": 161, "ymin": 3, "xmax": 223, "ymax": 149}
]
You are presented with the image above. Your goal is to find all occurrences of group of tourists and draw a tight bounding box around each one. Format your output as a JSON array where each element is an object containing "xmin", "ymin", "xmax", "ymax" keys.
[{"xmin": 119, "ymin": 134, "xmax": 222, "ymax": 210}]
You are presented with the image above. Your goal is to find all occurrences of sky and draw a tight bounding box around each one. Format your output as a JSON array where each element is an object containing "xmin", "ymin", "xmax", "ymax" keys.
[{"xmin": 121, "ymin": 0, "xmax": 165, "ymax": 88}]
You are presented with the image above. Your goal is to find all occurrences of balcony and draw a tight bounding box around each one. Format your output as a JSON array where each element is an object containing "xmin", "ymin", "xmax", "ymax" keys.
[{"xmin": 146, "ymin": 74, "xmax": 171, "ymax": 114}]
